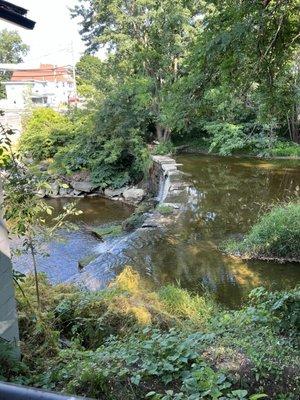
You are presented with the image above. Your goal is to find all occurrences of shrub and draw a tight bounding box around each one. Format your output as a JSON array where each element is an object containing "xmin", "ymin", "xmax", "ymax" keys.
[
  {"xmin": 19, "ymin": 108, "xmax": 74, "ymax": 161},
  {"xmin": 225, "ymin": 202, "xmax": 300, "ymax": 260},
  {"xmin": 152, "ymin": 141, "xmax": 175, "ymax": 155},
  {"xmin": 206, "ymin": 123, "xmax": 248, "ymax": 156},
  {"xmin": 270, "ymin": 141, "xmax": 300, "ymax": 157},
  {"xmin": 5, "ymin": 271, "xmax": 299, "ymax": 398},
  {"xmin": 249, "ymin": 286, "xmax": 300, "ymax": 335}
]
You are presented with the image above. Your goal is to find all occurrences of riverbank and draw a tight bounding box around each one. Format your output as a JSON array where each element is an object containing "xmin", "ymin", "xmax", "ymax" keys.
[
  {"xmin": 2, "ymin": 268, "xmax": 299, "ymax": 399},
  {"xmin": 224, "ymin": 202, "xmax": 300, "ymax": 264},
  {"xmin": 173, "ymin": 137, "xmax": 300, "ymax": 159}
]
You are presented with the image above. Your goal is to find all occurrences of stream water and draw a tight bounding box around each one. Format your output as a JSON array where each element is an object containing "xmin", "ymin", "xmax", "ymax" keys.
[
  {"xmin": 13, "ymin": 155, "xmax": 300, "ymax": 307},
  {"xmin": 147, "ymin": 155, "xmax": 300, "ymax": 307}
]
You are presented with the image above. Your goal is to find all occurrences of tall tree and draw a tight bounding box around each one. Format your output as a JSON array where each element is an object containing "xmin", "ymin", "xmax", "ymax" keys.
[
  {"xmin": 72, "ymin": 0, "xmax": 202, "ymax": 141},
  {"xmin": 0, "ymin": 29, "xmax": 29, "ymax": 98},
  {"xmin": 183, "ymin": 0, "xmax": 300, "ymax": 142}
]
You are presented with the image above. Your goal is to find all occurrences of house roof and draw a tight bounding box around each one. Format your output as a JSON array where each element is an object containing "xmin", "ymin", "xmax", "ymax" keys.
[{"xmin": 10, "ymin": 64, "xmax": 73, "ymax": 83}]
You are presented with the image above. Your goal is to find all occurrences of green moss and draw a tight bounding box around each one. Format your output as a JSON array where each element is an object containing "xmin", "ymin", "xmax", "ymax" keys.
[
  {"xmin": 78, "ymin": 252, "xmax": 99, "ymax": 269},
  {"xmin": 91, "ymin": 224, "xmax": 123, "ymax": 239},
  {"xmin": 122, "ymin": 212, "xmax": 146, "ymax": 231},
  {"xmin": 156, "ymin": 203, "xmax": 174, "ymax": 215},
  {"xmin": 224, "ymin": 202, "xmax": 300, "ymax": 260}
]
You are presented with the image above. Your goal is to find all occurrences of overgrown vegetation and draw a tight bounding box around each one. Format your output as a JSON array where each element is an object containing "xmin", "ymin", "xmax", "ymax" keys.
[
  {"xmin": 0, "ymin": 29, "xmax": 28, "ymax": 98},
  {"xmin": 17, "ymin": 0, "xmax": 300, "ymax": 190},
  {"xmin": 1, "ymin": 268, "xmax": 299, "ymax": 399},
  {"xmin": 19, "ymin": 108, "xmax": 74, "ymax": 161},
  {"xmin": 224, "ymin": 202, "xmax": 300, "ymax": 261}
]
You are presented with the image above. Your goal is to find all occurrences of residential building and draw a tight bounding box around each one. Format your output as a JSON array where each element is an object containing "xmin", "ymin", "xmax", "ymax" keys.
[{"xmin": 1, "ymin": 63, "xmax": 75, "ymax": 111}]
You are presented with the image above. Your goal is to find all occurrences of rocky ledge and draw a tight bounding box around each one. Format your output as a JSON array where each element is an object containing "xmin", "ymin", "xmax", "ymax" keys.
[
  {"xmin": 67, "ymin": 155, "xmax": 195, "ymax": 290},
  {"xmin": 37, "ymin": 176, "xmax": 146, "ymax": 206}
]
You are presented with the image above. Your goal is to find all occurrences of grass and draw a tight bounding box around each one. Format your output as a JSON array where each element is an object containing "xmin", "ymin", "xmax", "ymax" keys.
[
  {"xmin": 224, "ymin": 202, "xmax": 300, "ymax": 261},
  {"xmin": 2, "ymin": 268, "xmax": 299, "ymax": 399}
]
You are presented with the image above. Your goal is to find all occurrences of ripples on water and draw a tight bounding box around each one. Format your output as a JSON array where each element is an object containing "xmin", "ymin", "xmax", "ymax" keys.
[
  {"xmin": 147, "ymin": 155, "xmax": 300, "ymax": 307},
  {"xmin": 13, "ymin": 155, "xmax": 300, "ymax": 307}
]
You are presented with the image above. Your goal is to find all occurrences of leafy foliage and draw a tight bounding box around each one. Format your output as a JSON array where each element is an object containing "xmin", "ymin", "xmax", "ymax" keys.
[
  {"xmin": 5, "ymin": 269, "xmax": 299, "ymax": 399},
  {"xmin": 225, "ymin": 202, "xmax": 300, "ymax": 260},
  {"xmin": 0, "ymin": 29, "xmax": 29, "ymax": 98},
  {"xmin": 19, "ymin": 108, "xmax": 74, "ymax": 161}
]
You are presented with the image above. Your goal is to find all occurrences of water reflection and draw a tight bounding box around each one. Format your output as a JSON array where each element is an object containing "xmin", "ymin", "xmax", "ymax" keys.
[{"xmin": 144, "ymin": 155, "xmax": 300, "ymax": 307}]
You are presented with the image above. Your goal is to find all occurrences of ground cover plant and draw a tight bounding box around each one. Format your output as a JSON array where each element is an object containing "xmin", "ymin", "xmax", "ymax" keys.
[{"xmin": 1, "ymin": 268, "xmax": 299, "ymax": 399}]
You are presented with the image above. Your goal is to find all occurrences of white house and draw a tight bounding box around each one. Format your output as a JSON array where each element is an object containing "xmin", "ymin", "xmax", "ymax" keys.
[{"xmin": 1, "ymin": 64, "xmax": 76, "ymax": 111}]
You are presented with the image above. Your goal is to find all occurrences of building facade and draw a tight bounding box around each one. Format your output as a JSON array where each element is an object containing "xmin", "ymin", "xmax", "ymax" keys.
[{"xmin": 1, "ymin": 64, "xmax": 75, "ymax": 111}]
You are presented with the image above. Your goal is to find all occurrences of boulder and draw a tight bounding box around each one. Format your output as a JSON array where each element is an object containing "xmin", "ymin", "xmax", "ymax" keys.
[
  {"xmin": 123, "ymin": 188, "xmax": 145, "ymax": 204},
  {"xmin": 104, "ymin": 187, "xmax": 127, "ymax": 198},
  {"xmin": 71, "ymin": 180, "xmax": 93, "ymax": 193},
  {"xmin": 59, "ymin": 187, "xmax": 69, "ymax": 196},
  {"xmin": 50, "ymin": 181, "xmax": 59, "ymax": 196}
]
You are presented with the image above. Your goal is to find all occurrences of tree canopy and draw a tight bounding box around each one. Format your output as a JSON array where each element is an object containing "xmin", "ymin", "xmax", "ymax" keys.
[{"xmin": 0, "ymin": 29, "xmax": 29, "ymax": 98}]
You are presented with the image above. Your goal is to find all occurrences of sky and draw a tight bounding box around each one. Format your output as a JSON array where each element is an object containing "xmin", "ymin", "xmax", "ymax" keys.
[{"xmin": 0, "ymin": 0, "xmax": 86, "ymax": 67}]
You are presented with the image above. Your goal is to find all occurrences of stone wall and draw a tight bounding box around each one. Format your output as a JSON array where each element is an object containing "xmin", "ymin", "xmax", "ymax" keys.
[{"xmin": 67, "ymin": 155, "xmax": 193, "ymax": 290}]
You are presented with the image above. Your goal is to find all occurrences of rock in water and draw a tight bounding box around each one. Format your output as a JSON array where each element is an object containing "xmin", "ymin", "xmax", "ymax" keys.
[
  {"xmin": 123, "ymin": 188, "xmax": 145, "ymax": 204},
  {"xmin": 104, "ymin": 187, "xmax": 128, "ymax": 198}
]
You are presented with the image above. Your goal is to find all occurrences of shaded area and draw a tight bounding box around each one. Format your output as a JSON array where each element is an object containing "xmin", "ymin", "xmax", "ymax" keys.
[
  {"xmin": 12, "ymin": 197, "xmax": 133, "ymax": 283},
  {"xmin": 141, "ymin": 155, "xmax": 300, "ymax": 307}
]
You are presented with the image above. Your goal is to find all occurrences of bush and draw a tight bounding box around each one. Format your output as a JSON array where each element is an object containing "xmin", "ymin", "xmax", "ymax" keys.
[
  {"xmin": 270, "ymin": 141, "xmax": 300, "ymax": 157},
  {"xmin": 53, "ymin": 107, "xmax": 151, "ymax": 189},
  {"xmin": 152, "ymin": 141, "xmax": 175, "ymax": 155},
  {"xmin": 206, "ymin": 123, "xmax": 248, "ymax": 156},
  {"xmin": 225, "ymin": 202, "xmax": 300, "ymax": 260},
  {"xmin": 19, "ymin": 108, "xmax": 74, "ymax": 161},
  {"xmin": 5, "ymin": 270, "xmax": 299, "ymax": 398},
  {"xmin": 249, "ymin": 286, "xmax": 300, "ymax": 335}
]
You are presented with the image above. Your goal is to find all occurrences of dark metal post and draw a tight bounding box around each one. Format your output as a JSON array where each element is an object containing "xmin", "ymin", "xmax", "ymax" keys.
[{"xmin": 0, "ymin": 382, "xmax": 92, "ymax": 400}]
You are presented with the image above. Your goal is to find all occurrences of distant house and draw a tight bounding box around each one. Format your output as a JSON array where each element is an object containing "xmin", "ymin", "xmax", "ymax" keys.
[{"xmin": 2, "ymin": 63, "xmax": 75, "ymax": 110}]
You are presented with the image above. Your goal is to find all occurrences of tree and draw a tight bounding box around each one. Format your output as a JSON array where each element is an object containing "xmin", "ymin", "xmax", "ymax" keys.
[
  {"xmin": 72, "ymin": 0, "xmax": 203, "ymax": 141},
  {"xmin": 179, "ymin": 0, "xmax": 300, "ymax": 143},
  {"xmin": 0, "ymin": 29, "xmax": 29, "ymax": 98}
]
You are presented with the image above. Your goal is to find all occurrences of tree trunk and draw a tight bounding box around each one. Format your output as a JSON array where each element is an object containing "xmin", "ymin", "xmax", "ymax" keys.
[
  {"xmin": 155, "ymin": 124, "xmax": 171, "ymax": 142},
  {"xmin": 287, "ymin": 105, "xmax": 300, "ymax": 144}
]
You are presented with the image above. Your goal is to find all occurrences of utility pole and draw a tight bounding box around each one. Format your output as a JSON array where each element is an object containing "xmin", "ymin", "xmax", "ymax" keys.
[{"xmin": 71, "ymin": 41, "xmax": 78, "ymax": 106}]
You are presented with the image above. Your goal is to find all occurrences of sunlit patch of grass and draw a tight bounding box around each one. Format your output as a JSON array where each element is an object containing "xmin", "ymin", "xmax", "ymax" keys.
[
  {"xmin": 111, "ymin": 266, "xmax": 146, "ymax": 294},
  {"xmin": 159, "ymin": 284, "xmax": 216, "ymax": 325}
]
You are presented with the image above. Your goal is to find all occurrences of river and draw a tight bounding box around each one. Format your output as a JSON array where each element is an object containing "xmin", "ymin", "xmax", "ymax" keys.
[{"xmin": 13, "ymin": 154, "xmax": 300, "ymax": 307}]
